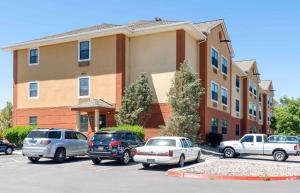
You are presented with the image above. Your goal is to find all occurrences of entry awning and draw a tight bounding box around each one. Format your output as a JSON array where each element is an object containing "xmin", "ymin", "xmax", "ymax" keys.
[{"xmin": 71, "ymin": 99, "xmax": 114, "ymax": 111}]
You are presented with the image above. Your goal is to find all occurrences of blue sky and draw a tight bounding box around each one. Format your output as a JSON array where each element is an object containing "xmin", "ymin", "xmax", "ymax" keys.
[{"xmin": 0, "ymin": 0, "xmax": 300, "ymax": 108}]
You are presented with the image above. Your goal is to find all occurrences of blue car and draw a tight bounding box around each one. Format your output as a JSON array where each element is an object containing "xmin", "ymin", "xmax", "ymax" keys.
[{"xmin": 0, "ymin": 140, "xmax": 15, "ymax": 155}]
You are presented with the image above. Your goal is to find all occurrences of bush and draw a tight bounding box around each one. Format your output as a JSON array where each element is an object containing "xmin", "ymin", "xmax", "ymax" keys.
[
  {"xmin": 206, "ymin": 132, "xmax": 223, "ymax": 147},
  {"xmin": 2, "ymin": 126, "xmax": 36, "ymax": 145},
  {"xmin": 0, "ymin": 130, "xmax": 3, "ymax": 140},
  {"xmin": 101, "ymin": 125, "xmax": 145, "ymax": 139}
]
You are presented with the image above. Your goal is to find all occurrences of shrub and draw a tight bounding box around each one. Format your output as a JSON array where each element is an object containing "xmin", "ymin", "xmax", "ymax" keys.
[
  {"xmin": 101, "ymin": 125, "xmax": 145, "ymax": 139},
  {"xmin": 206, "ymin": 132, "xmax": 223, "ymax": 147},
  {"xmin": 3, "ymin": 126, "xmax": 36, "ymax": 145},
  {"xmin": 0, "ymin": 130, "xmax": 3, "ymax": 140}
]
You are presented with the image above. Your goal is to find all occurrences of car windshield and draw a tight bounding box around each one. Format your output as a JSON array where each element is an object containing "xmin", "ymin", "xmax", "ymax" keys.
[
  {"xmin": 27, "ymin": 131, "xmax": 61, "ymax": 139},
  {"xmin": 92, "ymin": 133, "xmax": 121, "ymax": 142},
  {"xmin": 146, "ymin": 139, "xmax": 176, "ymax": 147}
]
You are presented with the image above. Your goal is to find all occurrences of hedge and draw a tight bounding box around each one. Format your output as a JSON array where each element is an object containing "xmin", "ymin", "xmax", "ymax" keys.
[
  {"xmin": 0, "ymin": 130, "xmax": 3, "ymax": 140},
  {"xmin": 2, "ymin": 126, "xmax": 37, "ymax": 145},
  {"xmin": 101, "ymin": 125, "xmax": 145, "ymax": 139},
  {"xmin": 206, "ymin": 132, "xmax": 223, "ymax": 147}
]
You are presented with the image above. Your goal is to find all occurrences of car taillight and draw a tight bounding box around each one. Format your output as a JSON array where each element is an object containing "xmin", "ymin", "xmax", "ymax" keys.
[
  {"xmin": 168, "ymin": 150, "xmax": 173, "ymax": 157},
  {"xmin": 40, "ymin": 140, "xmax": 51, "ymax": 145},
  {"xmin": 294, "ymin": 144, "xmax": 300, "ymax": 150},
  {"xmin": 109, "ymin": 141, "xmax": 121, "ymax": 150},
  {"xmin": 88, "ymin": 141, "xmax": 94, "ymax": 148}
]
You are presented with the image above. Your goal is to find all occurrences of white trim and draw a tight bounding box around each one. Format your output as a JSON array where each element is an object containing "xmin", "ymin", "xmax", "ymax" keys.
[
  {"xmin": 211, "ymin": 81, "xmax": 219, "ymax": 103},
  {"xmin": 211, "ymin": 47, "xmax": 219, "ymax": 71},
  {"xmin": 221, "ymin": 55, "xmax": 228, "ymax": 76},
  {"xmin": 78, "ymin": 40, "xmax": 91, "ymax": 62},
  {"xmin": 78, "ymin": 76, "xmax": 91, "ymax": 98},
  {"xmin": 221, "ymin": 86, "xmax": 228, "ymax": 106},
  {"xmin": 28, "ymin": 48, "xmax": 39, "ymax": 66},
  {"xmin": 28, "ymin": 81, "xmax": 39, "ymax": 99}
]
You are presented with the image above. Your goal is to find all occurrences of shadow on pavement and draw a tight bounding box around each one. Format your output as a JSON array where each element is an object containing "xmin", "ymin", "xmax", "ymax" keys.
[
  {"xmin": 26, "ymin": 156, "xmax": 90, "ymax": 165},
  {"xmin": 237, "ymin": 155, "xmax": 300, "ymax": 163}
]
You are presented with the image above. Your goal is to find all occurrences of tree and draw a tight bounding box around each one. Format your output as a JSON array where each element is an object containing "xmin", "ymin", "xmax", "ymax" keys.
[
  {"xmin": 273, "ymin": 97, "xmax": 300, "ymax": 135},
  {"xmin": 0, "ymin": 102, "xmax": 13, "ymax": 131},
  {"xmin": 115, "ymin": 73, "xmax": 153, "ymax": 126},
  {"xmin": 161, "ymin": 60, "xmax": 205, "ymax": 142}
]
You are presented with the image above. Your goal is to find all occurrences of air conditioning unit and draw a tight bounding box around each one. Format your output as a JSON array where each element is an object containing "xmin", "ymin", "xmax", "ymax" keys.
[
  {"xmin": 213, "ymin": 102, "xmax": 218, "ymax": 108},
  {"xmin": 236, "ymin": 112, "xmax": 240, "ymax": 117},
  {"xmin": 223, "ymin": 105, "xmax": 227, "ymax": 111}
]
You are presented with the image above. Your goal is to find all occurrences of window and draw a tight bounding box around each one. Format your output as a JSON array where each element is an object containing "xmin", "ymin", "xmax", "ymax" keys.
[
  {"xmin": 29, "ymin": 116, "xmax": 37, "ymax": 126},
  {"xmin": 211, "ymin": 82, "xmax": 219, "ymax": 102},
  {"xmin": 241, "ymin": 135, "xmax": 254, "ymax": 143},
  {"xmin": 146, "ymin": 139, "xmax": 176, "ymax": 147},
  {"xmin": 235, "ymin": 124, "xmax": 240, "ymax": 136},
  {"xmin": 29, "ymin": 48, "xmax": 39, "ymax": 65},
  {"xmin": 211, "ymin": 118, "xmax": 218, "ymax": 133},
  {"xmin": 181, "ymin": 139, "xmax": 189, "ymax": 148},
  {"xmin": 253, "ymin": 84, "xmax": 257, "ymax": 96},
  {"xmin": 236, "ymin": 75, "xmax": 240, "ymax": 89},
  {"xmin": 221, "ymin": 87, "xmax": 228, "ymax": 106},
  {"xmin": 29, "ymin": 81, "xmax": 39, "ymax": 98},
  {"xmin": 221, "ymin": 120, "xmax": 228, "ymax": 134},
  {"xmin": 211, "ymin": 48, "xmax": 218, "ymax": 69},
  {"xmin": 236, "ymin": 99, "xmax": 240, "ymax": 113},
  {"xmin": 221, "ymin": 56, "xmax": 228, "ymax": 75},
  {"xmin": 78, "ymin": 76, "xmax": 90, "ymax": 98},
  {"xmin": 253, "ymin": 104, "xmax": 257, "ymax": 117},
  {"xmin": 249, "ymin": 80, "xmax": 253, "ymax": 93},
  {"xmin": 259, "ymin": 94, "xmax": 262, "ymax": 103},
  {"xmin": 79, "ymin": 40, "xmax": 90, "ymax": 61},
  {"xmin": 259, "ymin": 111, "xmax": 262, "ymax": 121},
  {"xmin": 76, "ymin": 132, "xmax": 88, "ymax": 141},
  {"xmin": 256, "ymin": 136, "xmax": 263, "ymax": 143},
  {"xmin": 80, "ymin": 115, "xmax": 89, "ymax": 132},
  {"xmin": 65, "ymin": 131, "xmax": 77, "ymax": 139},
  {"xmin": 249, "ymin": 103, "xmax": 253, "ymax": 115}
]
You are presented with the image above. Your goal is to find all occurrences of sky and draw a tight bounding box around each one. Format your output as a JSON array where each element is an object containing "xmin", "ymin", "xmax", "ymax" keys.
[{"xmin": 0, "ymin": 0, "xmax": 300, "ymax": 109}]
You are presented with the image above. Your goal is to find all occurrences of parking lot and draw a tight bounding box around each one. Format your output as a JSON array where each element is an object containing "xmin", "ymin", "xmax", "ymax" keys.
[{"xmin": 0, "ymin": 153, "xmax": 299, "ymax": 193}]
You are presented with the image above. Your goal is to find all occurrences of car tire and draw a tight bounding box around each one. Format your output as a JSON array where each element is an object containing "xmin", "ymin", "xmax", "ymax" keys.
[
  {"xmin": 28, "ymin": 157, "xmax": 40, "ymax": 163},
  {"xmin": 223, "ymin": 147, "xmax": 235, "ymax": 158},
  {"xmin": 273, "ymin": 150, "xmax": 287, "ymax": 162},
  {"xmin": 195, "ymin": 151, "xmax": 201, "ymax": 163},
  {"xmin": 92, "ymin": 158, "xmax": 101, "ymax": 165},
  {"xmin": 177, "ymin": 155, "xmax": 185, "ymax": 168},
  {"xmin": 142, "ymin": 163, "xmax": 150, "ymax": 168},
  {"xmin": 54, "ymin": 148, "xmax": 66, "ymax": 163},
  {"xmin": 5, "ymin": 147, "xmax": 13, "ymax": 155},
  {"xmin": 120, "ymin": 150, "xmax": 130, "ymax": 165}
]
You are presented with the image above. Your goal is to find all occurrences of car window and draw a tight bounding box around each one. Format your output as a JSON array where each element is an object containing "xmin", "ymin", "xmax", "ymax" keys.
[
  {"xmin": 76, "ymin": 132, "xmax": 87, "ymax": 140},
  {"xmin": 65, "ymin": 131, "xmax": 73, "ymax": 139},
  {"xmin": 121, "ymin": 133, "xmax": 133, "ymax": 141},
  {"xmin": 146, "ymin": 139, "xmax": 176, "ymax": 147},
  {"xmin": 181, "ymin": 139, "xmax": 189, "ymax": 148},
  {"xmin": 268, "ymin": 136, "xmax": 274, "ymax": 142},
  {"xmin": 132, "ymin": 134, "xmax": 142, "ymax": 143},
  {"xmin": 27, "ymin": 131, "xmax": 61, "ymax": 139},
  {"xmin": 93, "ymin": 133, "xmax": 121, "ymax": 142},
  {"xmin": 286, "ymin": 136, "xmax": 298, "ymax": 143},
  {"xmin": 186, "ymin": 139, "xmax": 193, "ymax": 147},
  {"xmin": 241, "ymin": 135, "xmax": 254, "ymax": 143},
  {"xmin": 256, "ymin": 136, "xmax": 263, "ymax": 143}
]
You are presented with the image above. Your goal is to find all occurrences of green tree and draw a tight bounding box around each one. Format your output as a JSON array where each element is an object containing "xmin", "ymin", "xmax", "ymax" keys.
[
  {"xmin": 0, "ymin": 102, "xmax": 13, "ymax": 131},
  {"xmin": 273, "ymin": 97, "xmax": 300, "ymax": 135},
  {"xmin": 115, "ymin": 73, "xmax": 153, "ymax": 126},
  {"xmin": 161, "ymin": 60, "xmax": 205, "ymax": 142}
]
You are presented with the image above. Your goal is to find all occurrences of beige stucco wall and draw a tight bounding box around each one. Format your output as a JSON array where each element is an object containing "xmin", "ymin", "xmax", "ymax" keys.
[
  {"xmin": 128, "ymin": 31, "xmax": 176, "ymax": 103},
  {"xmin": 17, "ymin": 35, "xmax": 117, "ymax": 108},
  {"xmin": 231, "ymin": 64, "xmax": 243, "ymax": 119},
  {"xmin": 206, "ymin": 25, "xmax": 232, "ymax": 113},
  {"xmin": 185, "ymin": 33, "xmax": 198, "ymax": 73}
]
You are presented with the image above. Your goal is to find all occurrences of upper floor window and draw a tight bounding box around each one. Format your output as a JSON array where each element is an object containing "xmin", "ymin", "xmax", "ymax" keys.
[
  {"xmin": 211, "ymin": 81, "xmax": 219, "ymax": 102},
  {"xmin": 29, "ymin": 48, "xmax": 39, "ymax": 65},
  {"xmin": 253, "ymin": 84, "xmax": 257, "ymax": 96},
  {"xmin": 29, "ymin": 81, "xmax": 39, "ymax": 99},
  {"xmin": 259, "ymin": 94, "xmax": 262, "ymax": 103},
  {"xmin": 79, "ymin": 40, "xmax": 90, "ymax": 61},
  {"xmin": 78, "ymin": 76, "xmax": 90, "ymax": 98},
  {"xmin": 249, "ymin": 103, "xmax": 253, "ymax": 115},
  {"xmin": 249, "ymin": 79, "xmax": 253, "ymax": 93},
  {"xmin": 236, "ymin": 99, "xmax": 240, "ymax": 113},
  {"xmin": 253, "ymin": 104, "xmax": 257, "ymax": 117},
  {"xmin": 221, "ymin": 56, "xmax": 228, "ymax": 75},
  {"xmin": 221, "ymin": 87, "xmax": 228, "ymax": 106},
  {"xmin": 211, "ymin": 48, "xmax": 218, "ymax": 69},
  {"xmin": 259, "ymin": 110, "xmax": 262, "ymax": 121},
  {"xmin": 236, "ymin": 75, "xmax": 240, "ymax": 89}
]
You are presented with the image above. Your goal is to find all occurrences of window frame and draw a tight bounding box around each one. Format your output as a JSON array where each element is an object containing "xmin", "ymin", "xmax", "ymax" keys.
[
  {"xmin": 28, "ymin": 81, "xmax": 39, "ymax": 99},
  {"xmin": 211, "ymin": 81, "xmax": 219, "ymax": 103},
  {"xmin": 221, "ymin": 86, "xmax": 228, "ymax": 106},
  {"xmin": 78, "ymin": 76, "xmax": 90, "ymax": 98},
  {"xmin": 221, "ymin": 55, "xmax": 228, "ymax": 76},
  {"xmin": 78, "ymin": 40, "xmax": 91, "ymax": 62},
  {"xmin": 211, "ymin": 47, "xmax": 219, "ymax": 70},
  {"xmin": 28, "ymin": 48, "xmax": 39, "ymax": 65}
]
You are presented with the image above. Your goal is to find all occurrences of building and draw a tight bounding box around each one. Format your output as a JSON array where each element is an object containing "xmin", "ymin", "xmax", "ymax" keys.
[{"xmin": 2, "ymin": 19, "xmax": 275, "ymax": 140}]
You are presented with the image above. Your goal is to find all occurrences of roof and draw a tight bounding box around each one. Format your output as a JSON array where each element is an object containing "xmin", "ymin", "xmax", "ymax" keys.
[
  {"xmin": 259, "ymin": 80, "xmax": 273, "ymax": 91},
  {"xmin": 71, "ymin": 99, "xmax": 114, "ymax": 110},
  {"xmin": 234, "ymin": 59, "xmax": 257, "ymax": 73},
  {"xmin": 232, "ymin": 62, "xmax": 247, "ymax": 76}
]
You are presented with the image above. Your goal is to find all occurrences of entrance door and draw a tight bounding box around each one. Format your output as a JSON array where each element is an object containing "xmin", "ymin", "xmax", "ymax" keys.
[{"xmin": 99, "ymin": 115, "xmax": 106, "ymax": 128}]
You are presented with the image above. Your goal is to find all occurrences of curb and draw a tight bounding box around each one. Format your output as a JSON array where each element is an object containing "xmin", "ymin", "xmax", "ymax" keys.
[{"xmin": 167, "ymin": 170, "xmax": 300, "ymax": 181}]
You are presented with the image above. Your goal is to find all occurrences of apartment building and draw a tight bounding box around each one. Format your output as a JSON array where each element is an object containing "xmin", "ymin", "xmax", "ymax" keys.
[{"xmin": 2, "ymin": 19, "xmax": 275, "ymax": 140}]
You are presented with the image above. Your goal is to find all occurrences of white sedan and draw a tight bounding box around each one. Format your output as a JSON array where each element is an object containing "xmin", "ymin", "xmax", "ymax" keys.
[{"xmin": 133, "ymin": 136, "xmax": 201, "ymax": 168}]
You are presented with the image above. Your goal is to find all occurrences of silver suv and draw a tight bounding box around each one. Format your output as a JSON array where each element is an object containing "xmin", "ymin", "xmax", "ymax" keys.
[{"xmin": 22, "ymin": 128, "xmax": 88, "ymax": 163}]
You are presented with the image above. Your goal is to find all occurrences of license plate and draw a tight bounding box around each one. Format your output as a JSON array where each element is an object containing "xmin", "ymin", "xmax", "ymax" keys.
[
  {"xmin": 147, "ymin": 159, "xmax": 155, "ymax": 164},
  {"xmin": 98, "ymin": 146, "xmax": 104, "ymax": 151}
]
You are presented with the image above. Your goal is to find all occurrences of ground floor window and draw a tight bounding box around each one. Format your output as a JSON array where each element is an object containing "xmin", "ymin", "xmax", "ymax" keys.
[
  {"xmin": 221, "ymin": 120, "xmax": 228, "ymax": 134},
  {"xmin": 211, "ymin": 118, "xmax": 218, "ymax": 133},
  {"xmin": 249, "ymin": 127, "xmax": 257, "ymax": 134},
  {"xmin": 29, "ymin": 116, "xmax": 37, "ymax": 126},
  {"xmin": 80, "ymin": 115, "xmax": 89, "ymax": 132},
  {"xmin": 235, "ymin": 124, "xmax": 240, "ymax": 136}
]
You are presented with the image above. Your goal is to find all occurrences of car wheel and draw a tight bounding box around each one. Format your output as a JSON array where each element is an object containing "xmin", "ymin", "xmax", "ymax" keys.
[
  {"xmin": 273, "ymin": 151, "xmax": 286, "ymax": 162},
  {"xmin": 121, "ymin": 151, "xmax": 130, "ymax": 165},
  {"xmin": 28, "ymin": 157, "xmax": 40, "ymax": 163},
  {"xmin": 223, "ymin": 147, "xmax": 235, "ymax": 158},
  {"xmin": 54, "ymin": 148, "xmax": 66, "ymax": 163},
  {"xmin": 195, "ymin": 152, "xmax": 201, "ymax": 163},
  {"xmin": 177, "ymin": 155, "xmax": 185, "ymax": 168},
  {"xmin": 5, "ymin": 147, "xmax": 13, "ymax": 155},
  {"xmin": 92, "ymin": 158, "xmax": 101, "ymax": 165},
  {"xmin": 142, "ymin": 163, "xmax": 150, "ymax": 168}
]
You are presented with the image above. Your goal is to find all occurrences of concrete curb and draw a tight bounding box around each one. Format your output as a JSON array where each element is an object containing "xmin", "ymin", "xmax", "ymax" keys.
[{"xmin": 167, "ymin": 170, "xmax": 300, "ymax": 181}]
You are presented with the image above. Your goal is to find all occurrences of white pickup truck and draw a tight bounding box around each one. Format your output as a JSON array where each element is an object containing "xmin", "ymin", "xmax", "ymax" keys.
[{"xmin": 219, "ymin": 134, "xmax": 300, "ymax": 162}]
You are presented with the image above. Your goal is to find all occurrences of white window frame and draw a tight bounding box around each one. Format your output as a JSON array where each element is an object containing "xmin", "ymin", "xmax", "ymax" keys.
[
  {"xmin": 253, "ymin": 84, "xmax": 257, "ymax": 96},
  {"xmin": 221, "ymin": 86, "xmax": 228, "ymax": 106},
  {"xmin": 211, "ymin": 81, "xmax": 219, "ymax": 103},
  {"xmin": 78, "ymin": 76, "xmax": 91, "ymax": 98},
  {"xmin": 28, "ymin": 81, "xmax": 39, "ymax": 99},
  {"xmin": 221, "ymin": 55, "xmax": 228, "ymax": 76},
  {"xmin": 211, "ymin": 47, "xmax": 219, "ymax": 70},
  {"xmin": 249, "ymin": 79, "xmax": 253, "ymax": 93},
  {"xmin": 28, "ymin": 48, "xmax": 39, "ymax": 66},
  {"xmin": 78, "ymin": 40, "xmax": 91, "ymax": 62}
]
